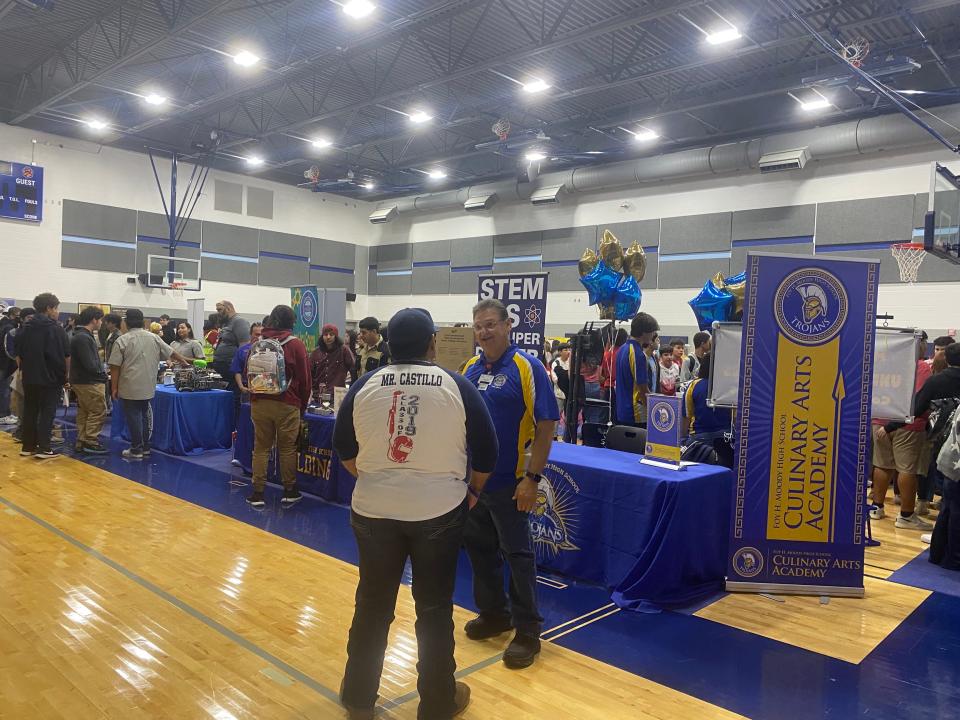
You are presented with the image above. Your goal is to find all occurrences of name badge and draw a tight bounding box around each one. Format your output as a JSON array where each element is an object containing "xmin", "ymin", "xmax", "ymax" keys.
[{"xmin": 478, "ymin": 373, "xmax": 494, "ymax": 391}]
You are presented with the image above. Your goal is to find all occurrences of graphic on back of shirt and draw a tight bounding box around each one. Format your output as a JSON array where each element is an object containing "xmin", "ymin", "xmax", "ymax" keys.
[{"xmin": 387, "ymin": 389, "xmax": 419, "ymax": 463}]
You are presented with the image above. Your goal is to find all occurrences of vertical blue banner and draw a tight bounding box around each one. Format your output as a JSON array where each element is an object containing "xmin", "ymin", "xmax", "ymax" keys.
[
  {"xmin": 642, "ymin": 394, "xmax": 683, "ymax": 468},
  {"xmin": 728, "ymin": 252, "xmax": 879, "ymax": 597},
  {"xmin": 0, "ymin": 161, "xmax": 43, "ymax": 222},
  {"xmin": 291, "ymin": 285, "xmax": 319, "ymax": 353},
  {"xmin": 478, "ymin": 272, "xmax": 549, "ymax": 360}
]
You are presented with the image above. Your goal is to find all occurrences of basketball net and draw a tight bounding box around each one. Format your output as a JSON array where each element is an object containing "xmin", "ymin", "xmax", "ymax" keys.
[
  {"xmin": 891, "ymin": 243, "xmax": 927, "ymax": 283},
  {"xmin": 169, "ymin": 281, "xmax": 187, "ymax": 300}
]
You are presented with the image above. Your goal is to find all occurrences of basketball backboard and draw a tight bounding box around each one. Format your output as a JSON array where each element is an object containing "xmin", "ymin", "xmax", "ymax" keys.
[
  {"xmin": 145, "ymin": 254, "xmax": 201, "ymax": 290},
  {"xmin": 923, "ymin": 162, "xmax": 960, "ymax": 264}
]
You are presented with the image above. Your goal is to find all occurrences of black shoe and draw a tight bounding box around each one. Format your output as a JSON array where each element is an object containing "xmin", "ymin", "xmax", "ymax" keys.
[
  {"xmin": 280, "ymin": 488, "xmax": 303, "ymax": 507},
  {"xmin": 33, "ymin": 449, "xmax": 59, "ymax": 460},
  {"xmin": 452, "ymin": 681, "xmax": 471, "ymax": 716},
  {"xmin": 141, "ymin": 447, "xmax": 151, "ymax": 456},
  {"xmin": 19, "ymin": 447, "xmax": 33, "ymax": 457},
  {"xmin": 83, "ymin": 443, "xmax": 109, "ymax": 455},
  {"xmin": 503, "ymin": 632, "xmax": 541, "ymax": 669},
  {"xmin": 246, "ymin": 492, "xmax": 265, "ymax": 509},
  {"xmin": 340, "ymin": 679, "xmax": 375, "ymax": 720},
  {"xmin": 464, "ymin": 614, "xmax": 513, "ymax": 640}
]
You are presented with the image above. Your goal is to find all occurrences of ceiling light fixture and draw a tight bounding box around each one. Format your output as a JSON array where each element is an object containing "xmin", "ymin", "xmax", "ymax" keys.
[
  {"xmin": 233, "ymin": 50, "xmax": 260, "ymax": 67},
  {"xmin": 311, "ymin": 138, "xmax": 332, "ymax": 149},
  {"xmin": 427, "ymin": 169, "xmax": 447, "ymax": 180},
  {"xmin": 143, "ymin": 93, "xmax": 167, "ymax": 106},
  {"xmin": 632, "ymin": 128, "xmax": 658, "ymax": 142},
  {"xmin": 705, "ymin": 27, "xmax": 741, "ymax": 45},
  {"xmin": 363, "ymin": 181, "xmax": 375, "ymax": 190},
  {"xmin": 342, "ymin": 0, "xmax": 375, "ymax": 18},
  {"xmin": 800, "ymin": 98, "xmax": 831, "ymax": 111},
  {"xmin": 408, "ymin": 110, "xmax": 432, "ymax": 124},
  {"xmin": 246, "ymin": 156, "xmax": 264, "ymax": 167},
  {"xmin": 84, "ymin": 118, "xmax": 107, "ymax": 130},
  {"xmin": 522, "ymin": 78, "xmax": 551, "ymax": 94},
  {"xmin": 525, "ymin": 151, "xmax": 546, "ymax": 162}
]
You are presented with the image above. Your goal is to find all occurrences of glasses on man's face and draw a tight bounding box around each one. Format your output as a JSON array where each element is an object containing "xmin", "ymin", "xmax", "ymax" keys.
[{"xmin": 473, "ymin": 320, "xmax": 504, "ymax": 334}]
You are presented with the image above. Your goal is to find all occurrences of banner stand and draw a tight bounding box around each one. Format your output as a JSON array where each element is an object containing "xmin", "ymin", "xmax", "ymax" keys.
[{"xmin": 477, "ymin": 272, "xmax": 548, "ymax": 360}]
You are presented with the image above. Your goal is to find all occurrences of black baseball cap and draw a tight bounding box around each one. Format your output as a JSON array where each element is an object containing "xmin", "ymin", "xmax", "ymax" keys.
[{"xmin": 388, "ymin": 308, "xmax": 438, "ymax": 360}]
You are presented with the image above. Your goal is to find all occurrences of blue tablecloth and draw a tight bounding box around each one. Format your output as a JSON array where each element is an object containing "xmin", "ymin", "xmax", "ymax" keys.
[
  {"xmin": 540, "ymin": 443, "xmax": 733, "ymax": 609},
  {"xmin": 110, "ymin": 385, "xmax": 233, "ymax": 456},
  {"xmin": 235, "ymin": 409, "xmax": 732, "ymax": 608},
  {"xmin": 234, "ymin": 403, "xmax": 357, "ymax": 504}
]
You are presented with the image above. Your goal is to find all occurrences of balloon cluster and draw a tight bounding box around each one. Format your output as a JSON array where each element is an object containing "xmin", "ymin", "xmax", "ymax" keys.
[
  {"xmin": 578, "ymin": 230, "xmax": 646, "ymax": 321},
  {"xmin": 688, "ymin": 271, "xmax": 746, "ymax": 330}
]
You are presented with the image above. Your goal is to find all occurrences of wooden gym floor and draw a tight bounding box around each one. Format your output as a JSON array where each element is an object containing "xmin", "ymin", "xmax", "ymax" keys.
[{"xmin": 1, "ymin": 428, "xmax": 957, "ymax": 720}]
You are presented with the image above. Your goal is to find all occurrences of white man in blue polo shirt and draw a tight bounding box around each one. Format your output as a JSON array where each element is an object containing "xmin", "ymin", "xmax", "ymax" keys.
[
  {"xmin": 333, "ymin": 308, "xmax": 498, "ymax": 720},
  {"xmin": 461, "ymin": 298, "xmax": 559, "ymax": 669}
]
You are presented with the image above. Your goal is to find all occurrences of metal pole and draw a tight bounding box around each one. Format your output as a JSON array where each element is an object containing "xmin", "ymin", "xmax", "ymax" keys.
[{"xmin": 168, "ymin": 152, "xmax": 178, "ymax": 276}]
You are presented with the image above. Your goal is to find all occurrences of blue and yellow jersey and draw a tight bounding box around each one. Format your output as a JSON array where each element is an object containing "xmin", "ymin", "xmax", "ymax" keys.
[
  {"xmin": 614, "ymin": 339, "xmax": 649, "ymax": 425},
  {"xmin": 461, "ymin": 345, "xmax": 559, "ymax": 491},
  {"xmin": 683, "ymin": 378, "xmax": 732, "ymax": 436}
]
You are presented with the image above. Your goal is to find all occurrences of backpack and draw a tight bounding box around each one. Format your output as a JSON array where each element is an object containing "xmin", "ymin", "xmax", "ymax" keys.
[
  {"xmin": 927, "ymin": 397, "xmax": 960, "ymax": 454},
  {"xmin": 246, "ymin": 336, "xmax": 293, "ymax": 395}
]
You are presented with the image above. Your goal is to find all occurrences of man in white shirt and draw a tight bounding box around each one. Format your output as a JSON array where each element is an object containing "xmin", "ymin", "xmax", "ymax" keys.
[{"xmin": 333, "ymin": 308, "xmax": 498, "ymax": 720}]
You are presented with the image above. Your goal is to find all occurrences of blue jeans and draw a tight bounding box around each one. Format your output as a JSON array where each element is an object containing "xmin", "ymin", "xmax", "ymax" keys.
[
  {"xmin": 464, "ymin": 484, "xmax": 542, "ymax": 635},
  {"xmin": 0, "ymin": 366, "xmax": 13, "ymax": 416},
  {"xmin": 122, "ymin": 398, "xmax": 151, "ymax": 452},
  {"xmin": 343, "ymin": 501, "xmax": 467, "ymax": 719}
]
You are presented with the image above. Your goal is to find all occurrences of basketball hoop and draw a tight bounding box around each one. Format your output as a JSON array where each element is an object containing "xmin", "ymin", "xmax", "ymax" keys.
[
  {"xmin": 891, "ymin": 243, "xmax": 927, "ymax": 283},
  {"xmin": 169, "ymin": 281, "xmax": 188, "ymax": 299}
]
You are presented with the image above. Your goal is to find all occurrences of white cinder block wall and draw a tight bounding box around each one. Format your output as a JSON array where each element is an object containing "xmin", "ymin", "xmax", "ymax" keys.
[{"xmin": 3, "ymin": 119, "xmax": 959, "ymax": 336}]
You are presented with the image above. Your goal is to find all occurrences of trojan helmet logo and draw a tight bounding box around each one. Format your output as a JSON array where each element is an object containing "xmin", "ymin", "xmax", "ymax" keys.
[
  {"xmin": 798, "ymin": 283, "xmax": 827, "ymax": 322},
  {"xmin": 774, "ymin": 268, "xmax": 848, "ymax": 346},
  {"xmin": 531, "ymin": 465, "xmax": 580, "ymax": 557}
]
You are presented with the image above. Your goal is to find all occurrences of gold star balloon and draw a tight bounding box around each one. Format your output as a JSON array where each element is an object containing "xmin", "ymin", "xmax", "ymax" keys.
[
  {"xmin": 622, "ymin": 241, "xmax": 647, "ymax": 283},
  {"xmin": 578, "ymin": 247, "xmax": 599, "ymax": 277},
  {"xmin": 711, "ymin": 272, "xmax": 745, "ymax": 315},
  {"xmin": 598, "ymin": 229, "xmax": 625, "ymax": 273}
]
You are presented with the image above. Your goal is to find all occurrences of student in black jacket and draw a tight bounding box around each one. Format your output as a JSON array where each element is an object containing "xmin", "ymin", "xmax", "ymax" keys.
[
  {"xmin": 70, "ymin": 306, "xmax": 109, "ymax": 454},
  {"xmin": 15, "ymin": 293, "xmax": 70, "ymax": 459}
]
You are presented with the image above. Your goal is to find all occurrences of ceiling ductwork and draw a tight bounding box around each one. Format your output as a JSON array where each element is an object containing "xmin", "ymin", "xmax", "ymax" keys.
[
  {"xmin": 530, "ymin": 184, "xmax": 565, "ymax": 205},
  {"xmin": 464, "ymin": 193, "xmax": 498, "ymax": 212},
  {"xmin": 370, "ymin": 104, "xmax": 960, "ymax": 223}
]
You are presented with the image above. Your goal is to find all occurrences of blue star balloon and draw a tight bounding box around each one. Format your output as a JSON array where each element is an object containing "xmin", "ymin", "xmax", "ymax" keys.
[
  {"xmin": 688, "ymin": 279, "xmax": 735, "ymax": 330},
  {"xmin": 579, "ymin": 260, "xmax": 621, "ymax": 306},
  {"xmin": 613, "ymin": 275, "xmax": 642, "ymax": 320}
]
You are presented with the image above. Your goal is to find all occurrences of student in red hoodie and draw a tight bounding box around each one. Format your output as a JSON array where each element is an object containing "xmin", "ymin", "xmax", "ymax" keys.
[{"xmin": 246, "ymin": 304, "xmax": 312, "ymax": 509}]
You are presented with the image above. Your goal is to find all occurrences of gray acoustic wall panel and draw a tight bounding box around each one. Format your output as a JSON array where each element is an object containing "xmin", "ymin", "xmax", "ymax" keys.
[
  {"xmin": 201, "ymin": 221, "xmax": 259, "ymax": 257},
  {"xmin": 494, "ymin": 231, "xmax": 542, "ymax": 259},
  {"xmin": 413, "ymin": 266, "xmax": 451, "ymax": 294},
  {"xmin": 732, "ymin": 205, "xmax": 815, "ymax": 241},
  {"xmin": 598, "ymin": 219, "xmax": 660, "ymax": 249},
  {"xmin": 258, "ymin": 256, "xmax": 308, "ymax": 287},
  {"xmin": 376, "ymin": 243, "xmax": 413, "ymax": 271},
  {"xmin": 247, "ymin": 187, "xmax": 274, "ymax": 219},
  {"xmin": 214, "ymin": 180, "xmax": 243, "ymax": 213},
  {"xmin": 202, "ymin": 257, "xmax": 258, "ymax": 285},
  {"xmin": 451, "ymin": 236, "xmax": 494, "ymax": 269},
  {"xmin": 62, "ymin": 200, "xmax": 137, "ymax": 243},
  {"xmin": 135, "ymin": 240, "xmax": 201, "ymax": 274},
  {"xmin": 61, "ymin": 239, "xmax": 135, "ymax": 273},
  {"xmin": 542, "ymin": 226, "xmax": 596, "ymax": 262},
  {"xmin": 657, "ymin": 257, "xmax": 730, "ymax": 289},
  {"xmin": 376, "ymin": 273, "xmax": 412, "ymax": 295},
  {"xmin": 815, "ymin": 195, "xmax": 915, "ymax": 246},
  {"xmin": 413, "ymin": 239, "xmax": 451, "ymax": 263},
  {"xmin": 310, "ymin": 269, "xmax": 355, "ymax": 292},
  {"xmin": 639, "ymin": 251, "xmax": 659, "ymax": 289},
  {"xmin": 311, "ymin": 238, "xmax": 356, "ymax": 270},
  {"xmin": 137, "ymin": 211, "xmax": 202, "ymax": 245},
  {"xmin": 547, "ymin": 264, "xmax": 587, "ymax": 292},
  {"xmin": 731, "ymin": 243, "xmax": 812, "ymax": 273},
  {"xmin": 492, "ymin": 260, "xmax": 543, "ymax": 274},
  {"xmin": 354, "ymin": 246, "xmax": 369, "ymax": 295},
  {"xmin": 814, "ymin": 247, "xmax": 895, "ymax": 283},
  {"xmin": 260, "ymin": 230, "xmax": 310, "ymax": 258},
  {"xmin": 660, "ymin": 212, "xmax": 731, "ymax": 254},
  {"xmin": 450, "ymin": 270, "xmax": 480, "ymax": 294},
  {"xmin": 367, "ymin": 267, "xmax": 378, "ymax": 296}
]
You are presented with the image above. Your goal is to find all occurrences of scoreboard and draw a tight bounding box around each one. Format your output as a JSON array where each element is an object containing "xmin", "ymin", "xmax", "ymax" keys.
[{"xmin": 0, "ymin": 161, "xmax": 43, "ymax": 222}]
